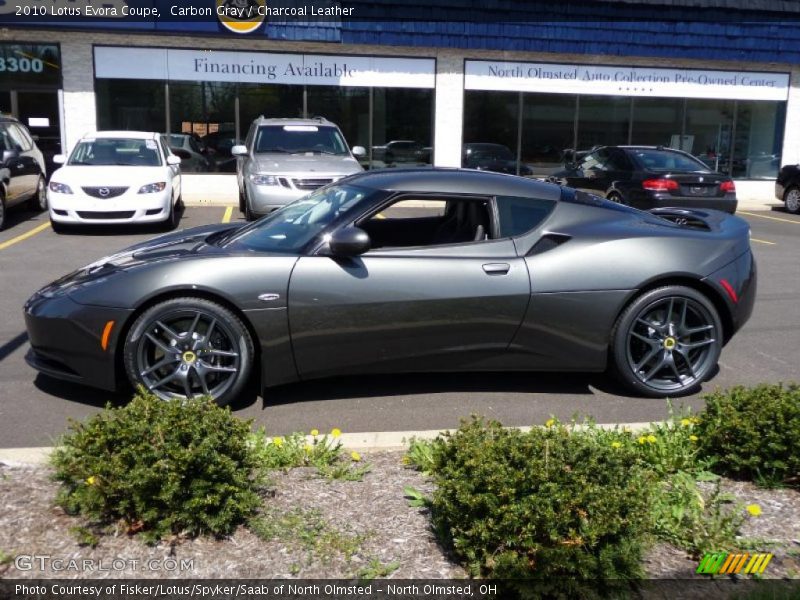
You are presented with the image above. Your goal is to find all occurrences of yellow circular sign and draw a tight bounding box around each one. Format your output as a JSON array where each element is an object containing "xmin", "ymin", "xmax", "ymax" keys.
[
  {"xmin": 182, "ymin": 351, "xmax": 197, "ymax": 364},
  {"xmin": 663, "ymin": 337, "xmax": 677, "ymax": 350},
  {"xmin": 217, "ymin": 0, "xmax": 266, "ymax": 35}
]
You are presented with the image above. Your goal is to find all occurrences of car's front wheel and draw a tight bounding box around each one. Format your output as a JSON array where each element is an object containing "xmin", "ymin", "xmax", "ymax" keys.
[
  {"xmin": 123, "ymin": 298, "xmax": 254, "ymax": 406},
  {"xmin": 784, "ymin": 186, "xmax": 800, "ymax": 214},
  {"xmin": 610, "ymin": 286, "xmax": 722, "ymax": 397}
]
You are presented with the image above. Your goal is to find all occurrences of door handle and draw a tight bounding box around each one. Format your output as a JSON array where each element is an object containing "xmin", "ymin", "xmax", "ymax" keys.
[{"xmin": 482, "ymin": 263, "xmax": 510, "ymax": 275}]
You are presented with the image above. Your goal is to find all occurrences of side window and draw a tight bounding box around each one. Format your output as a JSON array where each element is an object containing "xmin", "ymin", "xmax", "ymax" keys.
[
  {"xmin": 605, "ymin": 150, "xmax": 632, "ymax": 171},
  {"xmin": 359, "ymin": 197, "xmax": 492, "ymax": 249},
  {"xmin": 578, "ymin": 152, "xmax": 603, "ymax": 171},
  {"xmin": 0, "ymin": 126, "xmax": 10, "ymax": 152},
  {"xmin": 14, "ymin": 124, "xmax": 34, "ymax": 150},
  {"xmin": 6, "ymin": 124, "xmax": 31, "ymax": 151},
  {"xmin": 495, "ymin": 196, "xmax": 557, "ymax": 237},
  {"xmin": 159, "ymin": 136, "xmax": 171, "ymax": 161}
]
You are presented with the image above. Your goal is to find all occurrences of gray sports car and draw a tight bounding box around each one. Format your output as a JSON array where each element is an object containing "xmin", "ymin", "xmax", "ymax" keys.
[{"xmin": 24, "ymin": 169, "xmax": 756, "ymax": 404}]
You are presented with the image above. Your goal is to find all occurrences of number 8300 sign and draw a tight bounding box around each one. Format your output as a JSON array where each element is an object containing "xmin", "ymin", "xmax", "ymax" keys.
[{"xmin": 0, "ymin": 56, "xmax": 45, "ymax": 73}]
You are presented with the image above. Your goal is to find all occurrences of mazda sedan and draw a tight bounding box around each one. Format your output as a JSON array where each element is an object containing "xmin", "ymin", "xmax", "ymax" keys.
[{"xmin": 25, "ymin": 169, "xmax": 755, "ymax": 404}]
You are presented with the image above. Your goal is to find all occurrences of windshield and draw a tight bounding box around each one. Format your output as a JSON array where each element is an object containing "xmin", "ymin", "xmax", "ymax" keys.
[
  {"xmin": 631, "ymin": 149, "xmax": 710, "ymax": 172},
  {"xmin": 254, "ymin": 125, "xmax": 350, "ymax": 156},
  {"xmin": 69, "ymin": 138, "xmax": 162, "ymax": 167},
  {"xmin": 224, "ymin": 184, "xmax": 374, "ymax": 253}
]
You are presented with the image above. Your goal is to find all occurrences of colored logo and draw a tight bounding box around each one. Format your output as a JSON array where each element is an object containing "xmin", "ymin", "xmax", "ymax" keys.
[
  {"xmin": 217, "ymin": 0, "xmax": 266, "ymax": 34},
  {"xmin": 697, "ymin": 552, "xmax": 773, "ymax": 576}
]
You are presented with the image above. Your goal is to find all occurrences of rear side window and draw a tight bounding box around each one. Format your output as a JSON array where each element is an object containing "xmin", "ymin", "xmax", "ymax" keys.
[
  {"xmin": 496, "ymin": 196, "xmax": 556, "ymax": 237},
  {"xmin": 7, "ymin": 123, "xmax": 32, "ymax": 151}
]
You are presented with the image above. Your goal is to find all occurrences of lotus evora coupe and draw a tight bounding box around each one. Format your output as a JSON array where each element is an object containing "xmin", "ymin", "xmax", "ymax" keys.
[{"xmin": 24, "ymin": 169, "xmax": 756, "ymax": 404}]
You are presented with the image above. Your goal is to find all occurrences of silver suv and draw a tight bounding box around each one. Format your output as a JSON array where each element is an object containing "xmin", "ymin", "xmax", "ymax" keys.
[{"xmin": 233, "ymin": 117, "xmax": 365, "ymax": 220}]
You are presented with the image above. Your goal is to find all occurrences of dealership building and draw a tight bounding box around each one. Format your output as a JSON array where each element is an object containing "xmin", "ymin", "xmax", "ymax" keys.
[{"xmin": 2, "ymin": 0, "xmax": 799, "ymax": 202}]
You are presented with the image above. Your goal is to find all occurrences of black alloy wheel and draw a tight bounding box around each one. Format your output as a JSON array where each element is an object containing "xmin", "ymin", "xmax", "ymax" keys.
[
  {"xmin": 611, "ymin": 286, "xmax": 722, "ymax": 397},
  {"xmin": 124, "ymin": 298, "xmax": 254, "ymax": 406}
]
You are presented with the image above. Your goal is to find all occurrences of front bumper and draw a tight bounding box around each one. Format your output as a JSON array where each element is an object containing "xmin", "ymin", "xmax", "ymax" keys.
[
  {"xmin": 245, "ymin": 181, "xmax": 305, "ymax": 215},
  {"xmin": 48, "ymin": 189, "xmax": 172, "ymax": 225},
  {"xmin": 24, "ymin": 292, "xmax": 133, "ymax": 391}
]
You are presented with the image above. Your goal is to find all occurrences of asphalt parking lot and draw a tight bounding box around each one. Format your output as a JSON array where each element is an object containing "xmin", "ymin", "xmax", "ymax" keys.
[{"xmin": 0, "ymin": 204, "xmax": 797, "ymax": 448}]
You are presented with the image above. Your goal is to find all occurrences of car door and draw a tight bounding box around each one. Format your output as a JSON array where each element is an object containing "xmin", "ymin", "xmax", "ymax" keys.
[
  {"xmin": 3, "ymin": 124, "xmax": 37, "ymax": 204},
  {"xmin": 0, "ymin": 125, "xmax": 21, "ymax": 202},
  {"xmin": 160, "ymin": 136, "xmax": 180, "ymax": 200},
  {"xmin": 287, "ymin": 196, "xmax": 531, "ymax": 379},
  {"xmin": 572, "ymin": 149, "xmax": 615, "ymax": 195}
]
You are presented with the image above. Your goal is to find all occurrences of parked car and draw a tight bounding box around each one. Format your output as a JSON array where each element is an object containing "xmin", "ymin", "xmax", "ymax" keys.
[
  {"xmin": 550, "ymin": 146, "xmax": 737, "ymax": 214},
  {"xmin": 0, "ymin": 114, "xmax": 47, "ymax": 230},
  {"xmin": 371, "ymin": 140, "xmax": 428, "ymax": 166},
  {"xmin": 24, "ymin": 169, "xmax": 755, "ymax": 405},
  {"xmin": 775, "ymin": 163, "xmax": 800, "ymax": 214},
  {"xmin": 166, "ymin": 133, "xmax": 213, "ymax": 172},
  {"xmin": 233, "ymin": 116, "xmax": 365, "ymax": 220},
  {"xmin": 200, "ymin": 128, "xmax": 238, "ymax": 173},
  {"xmin": 462, "ymin": 143, "xmax": 533, "ymax": 176},
  {"xmin": 47, "ymin": 131, "xmax": 182, "ymax": 232}
]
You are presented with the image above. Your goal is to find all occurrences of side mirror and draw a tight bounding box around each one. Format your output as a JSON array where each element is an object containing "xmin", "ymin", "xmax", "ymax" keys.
[
  {"xmin": 231, "ymin": 145, "xmax": 248, "ymax": 157},
  {"xmin": 53, "ymin": 154, "xmax": 66, "ymax": 165},
  {"xmin": 2, "ymin": 148, "xmax": 20, "ymax": 164},
  {"xmin": 166, "ymin": 155, "xmax": 182, "ymax": 166},
  {"xmin": 328, "ymin": 227, "xmax": 371, "ymax": 256},
  {"xmin": 351, "ymin": 146, "xmax": 366, "ymax": 158}
]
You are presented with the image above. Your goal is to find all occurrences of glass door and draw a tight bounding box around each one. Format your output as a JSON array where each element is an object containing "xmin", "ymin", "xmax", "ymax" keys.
[{"xmin": 15, "ymin": 90, "xmax": 61, "ymax": 175}]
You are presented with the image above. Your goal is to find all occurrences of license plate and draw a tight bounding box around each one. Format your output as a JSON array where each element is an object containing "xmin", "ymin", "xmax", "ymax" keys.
[{"xmin": 689, "ymin": 186, "xmax": 708, "ymax": 196}]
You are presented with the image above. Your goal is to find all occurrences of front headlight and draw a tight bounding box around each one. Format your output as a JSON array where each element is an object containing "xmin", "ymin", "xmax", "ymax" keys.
[
  {"xmin": 49, "ymin": 181, "xmax": 73, "ymax": 194},
  {"xmin": 249, "ymin": 174, "xmax": 280, "ymax": 186},
  {"xmin": 138, "ymin": 182, "xmax": 167, "ymax": 194}
]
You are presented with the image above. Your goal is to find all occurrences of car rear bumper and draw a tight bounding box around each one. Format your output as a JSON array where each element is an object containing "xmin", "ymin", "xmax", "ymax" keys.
[{"xmin": 23, "ymin": 292, "xmax": 133, "ymax": 391}]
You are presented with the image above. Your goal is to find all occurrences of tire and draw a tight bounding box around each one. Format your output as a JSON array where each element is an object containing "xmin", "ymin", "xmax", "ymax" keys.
[
  {"xmin": 784, "ymin": 186, "xmax": 800, "ymax": 214},
  {"xmin": 0, "ymin": 194, "xmax": 6, "ymax": 231},
  {"xmin": 244, "ymin": 197, "xmax": 257, "ymax": 222},
  {"xmin": 176, "ymin": 193, "xmax": 184, "ymax": 211},
  {"xmin": 238, "ymin": 186, "xmax": 246, "ymax": 213},
  {"xmin": 50, "ymin": 218, "xmax": 68, "ymax": 234},
  {"xmin": 123, "ymin": 297, "xmax": 254, "ymax": 406},
  {"xmin": 27, "ymin": 176, "xmax": 47, "ymax": 212},
  {"xmin": 610, "ymin": 286, "xmax": 723, "ymax": 398},
  {"xmin": 161, "ymin": 198, "xmax": 178, "ymax": 231},
  {"xmin": 606, "ymin": 191, "xmax": 626, "ymax": 205}
]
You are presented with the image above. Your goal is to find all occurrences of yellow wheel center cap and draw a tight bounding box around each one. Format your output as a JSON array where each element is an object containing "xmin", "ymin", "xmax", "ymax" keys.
[
  {"xmin": 663, "ymin": 337, "xmax": 677, "ymax": 350},
  {"xmin": 182, "ymin": 351, "xmax": 197, "ymax": 364}
]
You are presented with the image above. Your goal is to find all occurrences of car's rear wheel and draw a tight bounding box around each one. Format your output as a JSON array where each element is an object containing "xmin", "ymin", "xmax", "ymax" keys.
[
  {"xmin": 124, "ymin": 297, "xmax": 254, "ymax": 406},
  {"xmin": 27, "ymin": 176, "xmax": 47, "ymax": 212},
  {"xmin": 606, "ymin": 191, "xmax": 626, "ymax": 205},
  {"xmin": 610, "ymin": 286, "xmax": 722, "ymax": 397},
  {"xmin": 238, "ymin": 186, "xmax": 246, "ymax": 213},
  {"xmin": 784, "ymin": 186, "xmax": 800, "ymax": 214},
  {"xmin": 0, "ymin": 193, "xmax": 6, "ymax": 230}
]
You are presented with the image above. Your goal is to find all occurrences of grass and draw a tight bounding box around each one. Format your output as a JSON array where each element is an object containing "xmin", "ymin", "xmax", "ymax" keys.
[
  {"xmin": 357, "ymin": 557, "xmax": 400, "ymax": 580},
  {"xmin": 0, "ymin": 549, "xmax": 14, "ymax": 566}
]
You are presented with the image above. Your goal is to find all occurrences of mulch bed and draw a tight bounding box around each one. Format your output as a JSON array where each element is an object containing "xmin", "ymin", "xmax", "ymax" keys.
[{"xmin": 2, "ymin": 450, "xmax": 799, "ymax": 582}]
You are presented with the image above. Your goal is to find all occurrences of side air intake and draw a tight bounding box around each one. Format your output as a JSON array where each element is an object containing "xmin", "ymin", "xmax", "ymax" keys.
[{"xmin": 527, "ymin": 233, "xmax": 572, "ymax": 256}]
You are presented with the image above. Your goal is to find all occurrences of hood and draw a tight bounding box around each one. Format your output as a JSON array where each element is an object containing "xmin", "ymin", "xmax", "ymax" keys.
[
  {"xmin": 51, "ymin": 165, "xmax": 169, "ymax": 188},
  {"xmin": 250, "ymin": 153, "xmax": 363, "ymax": 176}
]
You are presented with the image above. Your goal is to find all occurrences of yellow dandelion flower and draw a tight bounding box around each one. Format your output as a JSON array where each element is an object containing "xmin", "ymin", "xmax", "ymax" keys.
[
  {"xmin": 545, "ymin": 418, "xmax": 556, "ymax": 428},
  {"xmin": 746, "ymin": 504, "xmax": 762, "ymax": 517},
  {"xmin": 350, "ymin": 451, "xmax": 362, "ymax": 462},
  {"xmin": 681, "ymin": 418, "xmax": 691, "ymax": 427},
  {"xmin": 689, "ymin": 435, "xmax": 698, "ymax": 442},
  {"xmin": 310, "ymin": 429, "xmax": 319, "ymax": 437},
  {"xmin": 638, "ymin": 436, "xmax": 646, "ymax": 445},
  {"xmin": 331, "ymin": 428, "xmax": 342, "ymax": 438},
  {"xmin": 304, "ymin": 444, "xmax": 313, "ymax": 453},
  {"xmin": 401, "ymin": 456, "xmax": 410, "ymax": 465},
  {"xmin": 272, "ymin": 437, "xmax": 284, "ymax": 447},
  {"xmin": 647, "ymin": 434, "xmax": 657, "ymax": 444},
  {"xmin": 86, "ymin": 476, "xmax": 97, "ymax": 486},
  {"xmin": 611, "ymin": 441, "xmax": 622, "ymax": 449}
]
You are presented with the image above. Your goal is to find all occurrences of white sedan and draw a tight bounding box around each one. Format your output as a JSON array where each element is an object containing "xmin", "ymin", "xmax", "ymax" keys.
[{"xmin": 48, "ymin": 131, "xmax": 182, "ymax": 232}]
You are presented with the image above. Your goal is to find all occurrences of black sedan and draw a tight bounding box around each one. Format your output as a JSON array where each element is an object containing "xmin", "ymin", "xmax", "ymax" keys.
[
  {"xmin": 550, "ymin": 146, "xmax": 737, "ymax": 213},
  {"xmin": 462, "ymin": 143, "xmax": 533, "ymax": 176},
  {"xmin": 24, "ymin": 169, "xmax": 755, "ymax": 405},
  {"xmin": 775, "ymin": 163, "xmax": 800, "ymax": 214}
]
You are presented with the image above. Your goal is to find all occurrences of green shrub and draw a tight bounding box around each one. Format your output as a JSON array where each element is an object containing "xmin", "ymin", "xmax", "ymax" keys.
[
  {"xmin": 697, "ymin": 384, "xmax": 800, "ymax": 487},
  {"xmin": 51, "ymin": 391, "xmax": 261, "ymax": 543},
  {"xmin": 428, "ymin": 417, "xmax": 654, "ymax": 594}
]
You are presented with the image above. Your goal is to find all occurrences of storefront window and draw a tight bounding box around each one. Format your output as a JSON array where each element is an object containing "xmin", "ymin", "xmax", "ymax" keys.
[
  {"xmin": 169, "ymin": 82, "xmax": 237, "ymax": 172},
  {"xmin": 372, "ymin": 88, "xmax": 434, "ymax": 169},
  {"xmin": 732, "ymin": 100, "xmax": 785, "ymax": 179},
  {"xmin": 463, "ymin": 90, "xmax": 519, "ymax": 169},
  {"xmin": 96, "ymin": 79, "xmax": 166, "ymax": 133},
  {"xmin": 684, "ymin": 99, "xmax": 735, "ymax": 174},
  {"xmin": 577, "ymin": 95, "xmax": 631, "ymax": 150},
  {"xmin": 307, "ymin": 86, "xmax": 370, "ymax": 162},
  {"xmin": 631, "ymin": 98, "xmax": 685, "ymax": 148},
  {"xmin": 521, "ymin": 94, "xmax": 577, "ymax": 176},
  {"xmin": 238, "ymin": 84, "xmax": 304, "ymax": 130}
]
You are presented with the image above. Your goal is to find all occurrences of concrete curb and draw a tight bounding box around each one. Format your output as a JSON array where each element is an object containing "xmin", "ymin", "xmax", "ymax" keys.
[{"xmin": 0, "ymin": 422, "xmax": 657, "ymax": 466}]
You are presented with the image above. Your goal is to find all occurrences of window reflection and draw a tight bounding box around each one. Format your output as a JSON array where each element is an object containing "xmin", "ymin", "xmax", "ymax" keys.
[
  {"xmin": 732, "ymin": 101, "xmax": 785, "ymax": 179},
  {"xmin": 372, "ymin": 88, "xmax": 433, "ymax": 169}
]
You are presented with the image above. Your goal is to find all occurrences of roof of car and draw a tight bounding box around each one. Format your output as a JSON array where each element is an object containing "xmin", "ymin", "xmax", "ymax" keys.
[
  {"xmin": 343, "ymin": 168, "xmax": 562, "ymax": 201},
  {"xmin": 81, "ymin": 131, "xmax": 159, "ymax": 140},
  {"xmin": 253, "ymin": 117, "xmax": 335, "ymax": 126},
  {"xmin": 0, "ymin": 113, "xmax": 20, "ymax": 123}
]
